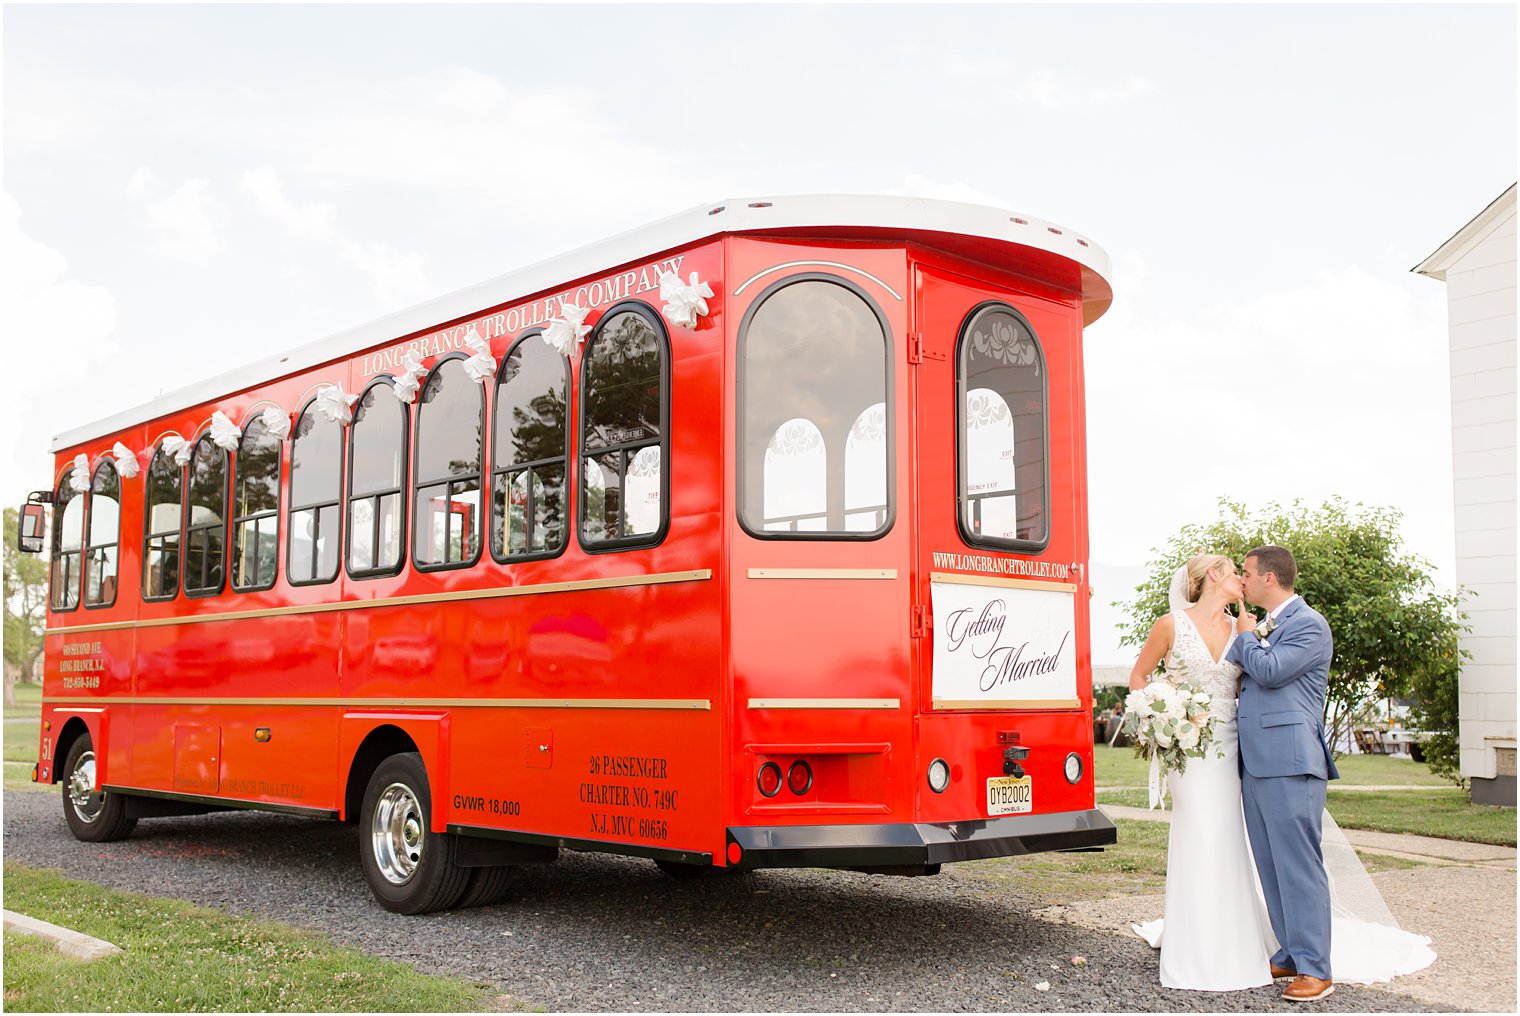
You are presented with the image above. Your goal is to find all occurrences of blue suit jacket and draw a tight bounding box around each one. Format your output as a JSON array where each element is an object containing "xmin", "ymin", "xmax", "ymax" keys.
[{"xmin": 1227, "ymin": 597, "xmax": 1341, "ymax": 780}]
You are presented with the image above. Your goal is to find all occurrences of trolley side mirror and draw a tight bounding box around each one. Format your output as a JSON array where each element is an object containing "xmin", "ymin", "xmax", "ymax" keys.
[{"xmin": 17, "ymin": 492, "xmax": 50, "ymax": 554}]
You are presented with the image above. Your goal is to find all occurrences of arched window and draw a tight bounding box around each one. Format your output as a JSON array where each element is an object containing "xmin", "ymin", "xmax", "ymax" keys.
[
  {"xmin": 50, "ymin": 467, "xmax": 84, "ymax": 611},
  {"xmin": 348, "ymin": 379, "xmax": 408, "ymax": 577},
  {"xmin": 957, "ymin": 304, "xmax": 1048, "ymax": 550},
  {"xmin": 143, "ymin": 443, "xmax": 184, "ymax": 601},
  {"xmin": 739, "ymin": 277, "xmax": 892, "ymax": 538},
  {"xmin": 413, "ymin": 357, "xmax": 483, "ymax": 569},
  {"xmin": 493, "ymin": 333, "xmax": 568, "ymax": 560},
  {"xmin": 184, "ymin": 435, "xmax": 228, "ymax": 596},
  {"xmin": 84, "ymin": 461, "xmax": 120, "ymax": 607},
  {"xmin": 288, "ymin": 402, "xmax": 343, "ymax": 585},
  {"xmin": 233, "ymin": 415, "xmax": 282, "ymax": 590},
  {"xmin": 580, "ymin": 305, "xmax": 668, "ymax": 549}
]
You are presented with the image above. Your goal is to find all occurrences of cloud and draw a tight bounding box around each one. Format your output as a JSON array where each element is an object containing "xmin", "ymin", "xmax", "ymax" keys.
[
  {"xmin": 125, "ymin": 166, "xmax": 162, "ymax": 199},
  {"xmin": 239, "ymin": 167, "xmax": 431, "ymax": 305},
  {"xmin": 142, "ymin": 178, "xmax": 222, "ymax": 263},
  {"xmin": 1007, "ymin": 68, "xmax": 1157, "ymax": 109}
]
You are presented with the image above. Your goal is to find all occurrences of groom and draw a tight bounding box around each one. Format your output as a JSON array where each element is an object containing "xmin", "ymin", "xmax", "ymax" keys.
[{"xmin": 1228, "ymin": 545, "xmax": 1341, "ymax": 1002}]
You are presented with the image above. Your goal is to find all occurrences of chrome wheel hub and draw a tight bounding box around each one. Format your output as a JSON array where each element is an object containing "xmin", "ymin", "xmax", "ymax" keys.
[
  {"xmin": 68, "ymin": 751, "xmax": 103, "ymax": 824},
  {"xmin": 372, "ymin": 783, "xmax": 425, "ymax": 885}
]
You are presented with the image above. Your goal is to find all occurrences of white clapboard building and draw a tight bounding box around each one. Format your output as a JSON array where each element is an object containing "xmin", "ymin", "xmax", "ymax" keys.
[{"xmin": 1414, "ymin": 183, "xmax": 1517, "ymax": 806}]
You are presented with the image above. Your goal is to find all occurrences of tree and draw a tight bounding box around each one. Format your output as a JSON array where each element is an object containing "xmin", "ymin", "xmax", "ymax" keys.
[
  {"xmin": 1114, "ymin": 498, "xmax": 1470, "ymax": 785},
  {"xmin": 4, "ymin": 506, "xmax": 50, "ymax": 706}
]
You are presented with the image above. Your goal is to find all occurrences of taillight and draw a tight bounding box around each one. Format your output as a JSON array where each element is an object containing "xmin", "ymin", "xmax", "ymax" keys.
[
  {"xmin": 786, "ymin": 759, "xmax": 813, "ymax": 795},
  {"xmin": 927, "ymin": 758, "xmax": 950, "ymax": 793},
  {"xmin": 756, "ymin": 761, "xmax": 783, "ymax": 797}
]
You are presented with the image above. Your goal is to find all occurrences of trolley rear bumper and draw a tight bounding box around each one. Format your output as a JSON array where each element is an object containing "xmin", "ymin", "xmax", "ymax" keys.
[{"xmin": 728, "ymin": 807, "xmax": 1118, "ymax": 869}]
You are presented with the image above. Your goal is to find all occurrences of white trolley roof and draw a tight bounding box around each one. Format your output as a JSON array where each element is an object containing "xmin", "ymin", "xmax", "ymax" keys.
[{"xmin": 54, "ymin": 194, "xmax": 1112, "ymax": 452}]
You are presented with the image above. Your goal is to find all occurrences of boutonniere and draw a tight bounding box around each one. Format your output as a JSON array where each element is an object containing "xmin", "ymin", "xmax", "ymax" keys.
[{"xmin": 1257, "ymin": 615, "xmax": 1280, "ymax": 640}]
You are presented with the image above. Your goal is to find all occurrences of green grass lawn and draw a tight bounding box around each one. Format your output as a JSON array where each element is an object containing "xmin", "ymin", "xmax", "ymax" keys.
[
  {"xmin": 2, "ymin": 862, "xmax": 515, "ymax": 1012},
  {"xmin": 4, "ymin": 681, "xmax": 42, "ymax": 719},
  {"xmin": 1092, "ymin": 744, "xmax": 1450, "ymax": 788}
]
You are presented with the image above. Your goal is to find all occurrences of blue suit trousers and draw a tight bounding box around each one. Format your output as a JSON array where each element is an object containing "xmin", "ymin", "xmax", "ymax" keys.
[{"xmin": 1241, "ymin": 771, "xmax": 1332, "ymax": 980}]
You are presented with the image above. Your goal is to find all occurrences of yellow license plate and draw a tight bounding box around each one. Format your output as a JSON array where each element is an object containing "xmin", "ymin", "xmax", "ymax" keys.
[{"xmin": 986, "ymin": 775, "xmax": 1032, "ymax": 816}]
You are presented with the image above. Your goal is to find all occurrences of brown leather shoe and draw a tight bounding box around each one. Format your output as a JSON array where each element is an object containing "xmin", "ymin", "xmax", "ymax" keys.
[
  {"xmin": 1271, "ymin": 964, "xmax": 1298, "ymax": 979},
  {"xmin": 1283, "ymin": 975, "xmax": 1335, "ymax": 1001}
]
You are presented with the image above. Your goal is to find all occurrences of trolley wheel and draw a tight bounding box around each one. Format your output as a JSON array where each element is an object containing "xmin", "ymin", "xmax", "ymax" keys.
[
  {"xmin": 457, "ymin": 865, "xmax": 519, "ymax": 908},
  {"xmin": 358, "ymin": 752, "xmax": 469, "ymax": 914},
  {"xmin": 654, "ymin": 858, "xmax": 731, "ymax": 880},
  {"xmin": 61, "ymin": 735, "xmax": 137, "ymax": 842}
]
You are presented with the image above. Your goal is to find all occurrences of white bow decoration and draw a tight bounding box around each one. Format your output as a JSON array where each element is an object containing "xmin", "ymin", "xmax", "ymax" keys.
[
  {"xmin": 209, "ymin": 410, "xmax": 242, "ymax": 451},
  {"xmin": 258, "ymin": 406, "xmax": 291, "ymax": 440},
  {"xmin": 161, "ymin": 435, "xmax": 193, "ymax": 467},
  {"xmin": 112, "ymin": 442, "xmax": 140, "ymax": 478},
  {"xmin": 390, "ymin": 351, "xmax": 428, "ymax": 404},
  {"xmin": 461, "ymin": 327, "xmax": 497, "ymax": 383},
  {"xmin": 68, "ymin": 454, "xmax": 91, "ymax": 493},
  {"xmin": 659, "ymin": 270, "xmax": 713, "ymax": 329},
  {"xmin": 312, "ymin": 384, "xmax": 360, "ymax": 425},
  {"xmin": 543, "ymin": 301, "xmax": 591, "ymax": 358}
]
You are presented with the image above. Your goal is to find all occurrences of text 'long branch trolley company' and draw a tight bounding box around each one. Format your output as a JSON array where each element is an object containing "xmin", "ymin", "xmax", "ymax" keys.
[{"xmin": 23, "ymin": 195, "xmax": 1117, "ymax": 913}]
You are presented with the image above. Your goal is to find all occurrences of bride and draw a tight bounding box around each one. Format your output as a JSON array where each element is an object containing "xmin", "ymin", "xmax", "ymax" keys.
[{"xmin": 1126, "ymin": 553, "xmax": 1436, "ymax": 992}]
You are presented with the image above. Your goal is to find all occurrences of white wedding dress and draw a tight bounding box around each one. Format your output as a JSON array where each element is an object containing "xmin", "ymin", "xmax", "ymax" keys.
[{"xmin": 1132, "ymin": 607, "xmax": 1437, "ymax": 990}]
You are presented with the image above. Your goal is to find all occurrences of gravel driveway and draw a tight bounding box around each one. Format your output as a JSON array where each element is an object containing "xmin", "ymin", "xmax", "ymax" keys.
[{"xmin": 3, "ymin": 790, "xmax": 1448, "ymax": 1012}]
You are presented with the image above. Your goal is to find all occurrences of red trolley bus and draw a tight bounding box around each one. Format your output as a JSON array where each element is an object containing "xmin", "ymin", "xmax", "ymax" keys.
[{"xmin": 22, "ymin": 195, "xmax": 1116, "ymax": 913}]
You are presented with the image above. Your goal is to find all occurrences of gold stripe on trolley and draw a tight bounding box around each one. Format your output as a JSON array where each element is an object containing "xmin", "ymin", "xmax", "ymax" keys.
[
  {"xmin": 43, "ymin": 569, "xmax": 714, "ymax": 636},
  {"xmin": 929, "ymin": 571, "xmax": 1078, "ymax": 593},
  {"xmin": 42, "ymin": 696, "xmax": 712, "ymax": 710},
  {"xmin": 746, "ymin": 568, "xmax": 897, "ymax": 580},
  {"xmin": 747, "ymin": 698, "xmax": 901, "ymax": 710}
]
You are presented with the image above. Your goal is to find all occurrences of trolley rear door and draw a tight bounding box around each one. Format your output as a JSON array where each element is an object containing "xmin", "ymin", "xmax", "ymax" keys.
[{"xmin": 910, "ymin": 262, "xmax": 1094, "ymax": 824}]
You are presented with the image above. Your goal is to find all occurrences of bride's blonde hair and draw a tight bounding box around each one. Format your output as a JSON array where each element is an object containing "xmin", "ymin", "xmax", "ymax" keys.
[{"xmin": 1185, "ymin": 553, "xmax": 1235, "ymax": 602}]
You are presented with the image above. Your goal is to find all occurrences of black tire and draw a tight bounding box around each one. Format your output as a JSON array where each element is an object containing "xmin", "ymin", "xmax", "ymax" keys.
[
  {"xmin": 654, "ymin": 858, "xmax": 731, "ymax": 880},
  {"xmin": 358, "ymin": 752, "xmax": 469, "ymax": 914},
  {"xmin": 61, "ymin": 735, "xmax": 136, "ymax": 842},
  {"xmin": 457, "ymin": 865, "xmax": 518, "ymax": 908}
]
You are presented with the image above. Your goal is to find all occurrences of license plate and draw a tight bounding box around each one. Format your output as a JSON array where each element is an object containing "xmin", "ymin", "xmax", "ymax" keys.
[{"xmin": 986, "ymin": 775, "xmax": 1033, "ymax": 816}]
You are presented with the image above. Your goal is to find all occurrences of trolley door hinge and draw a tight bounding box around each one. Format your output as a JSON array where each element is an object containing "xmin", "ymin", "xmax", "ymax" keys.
[
  {"xmin": 911, "ymin": 604, "xmax": 933, "ymax": 639},
  {"xmin": 907, "ymin": 333, "xmax": 947, "ymax": 365}
]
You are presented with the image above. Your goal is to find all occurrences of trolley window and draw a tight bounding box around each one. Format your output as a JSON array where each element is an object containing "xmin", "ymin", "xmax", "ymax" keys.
[
  {"xmin": 143, "ymin": 443, "xmax": 184, "ymax": 601},
  {"xmin": 348, "ymin": 379, "xmax": 409, "ymax": 577},
  {"xmin": 232, "ymin": 414, "xmax": 282, "ymax": 591},
  {"xmin": 492, "ymin": 333, "xmax": 568, "ymax": 561},
  {"xmin": 49, "ymin": 467, "xmax": 84, "ymax": 611},
  {"xmin": 289, "ymin": 403, "xmax": 342, "ymax": 585},
  {"xmin": 184, "ymin": 435, "xmax": 228, "ymax": 596},
  {"xmin": 956, "ymin": 303, "xmax": 1049, "ymax": 550},
  {"xmin": 579, "ymin": 305, "xmax": 668, "ymax": 549},
  {"xmin": 84, "ymin": 460, "xmax": 120, "ymax": 608},
  {"xmin": 739, "ymin": 277, "xmax": 892, "ymax": 537},
  {"xmin": 413, "ymin": 356, "xmax": 483, "ymax": 569}
]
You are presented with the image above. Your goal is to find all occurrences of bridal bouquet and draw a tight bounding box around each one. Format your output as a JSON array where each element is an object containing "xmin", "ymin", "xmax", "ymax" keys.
[{"xmin": 1120, "ymin": 663, "xmax": 1222, "ymax": 807}]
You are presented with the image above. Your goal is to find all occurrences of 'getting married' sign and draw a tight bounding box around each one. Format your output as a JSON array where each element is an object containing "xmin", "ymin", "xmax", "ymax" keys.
[{"xmin": 930, "ymin": 573, "xmax": 1080, "ymax": 709}]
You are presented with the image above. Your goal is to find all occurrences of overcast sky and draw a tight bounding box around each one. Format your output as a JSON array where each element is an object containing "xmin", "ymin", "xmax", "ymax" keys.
[{"xmin": 3, "ymin": 2, "xmax": 1514, "ymax": 663}]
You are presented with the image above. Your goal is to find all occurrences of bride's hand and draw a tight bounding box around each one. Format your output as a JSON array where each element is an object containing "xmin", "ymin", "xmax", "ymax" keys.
[{"xmin": 1236, "ymin": 600, "xmax": 1258, "ymax": 634}]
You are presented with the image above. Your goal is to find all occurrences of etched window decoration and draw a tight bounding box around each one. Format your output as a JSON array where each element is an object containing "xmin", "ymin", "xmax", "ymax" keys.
[
  {"xmin": 289, "ymin": 406, "xmax": 342, "ymax": 585},
  {"xmin": 580, "ymin": 308, "xmax": 667, "ymax": 547},
  {"xmin": 492, "ymin": 335, "xmax": 567, "ymax": 560},
  {"xmin": 762, "ymin": 418, "xmax": 827, "ymax": 532},
  {"xmin": 349, "ymin": 382, "xmax": 408, "ymax": 576},
  {"xmin": 184, "ymin": 435, "xmax": 228, "ymax": 595},
  {"xmin": 413, "ymin": 358, "xmax": 483, "ymax": 568},
  {"xmin": 232, "ymin": 416, "xmax": 282, "ymax": 590},
  {"xmin": 844, "ymin": 402, "xmax": 888, "ymax": 532},
  {"xmin": 958, "ymin": 305, "xmax": 1047, "ymax": 548},
  {"xmin": 143, "ymin": 445, "xmax": 184, "ymax": 600},
  {"xmin": 50, "ymin": 469, "xmax": 85, "ymax": 610},
  {"xmin": 740, "ymin": 278, "xmax": 891, "ymax": 538},
  {"xmin": 84, "ymin": 462, "xmax": 121, "ymax": 607}
]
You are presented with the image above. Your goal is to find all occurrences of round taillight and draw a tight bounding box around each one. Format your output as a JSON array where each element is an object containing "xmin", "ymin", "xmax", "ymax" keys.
[
  {"xmin": 786, "ymin": 759, "xmax": 813, "ymax": 795},
  {"xmin": 1064, "ymin": 752, "xmax": 1084, "ymax": 784},
  {"xmin": 756, "ymin": 761, "xmax": 783, "ymax": 797},
  {"xmin": 927, "ymin": 758, "xmax": 950, "ymax": 793}
]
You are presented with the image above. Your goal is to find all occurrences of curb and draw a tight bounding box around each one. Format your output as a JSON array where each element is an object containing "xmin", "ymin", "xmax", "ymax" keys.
[{"xmin": 3, "ymin": 909, "xmax": 123, "ymax": 961}]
